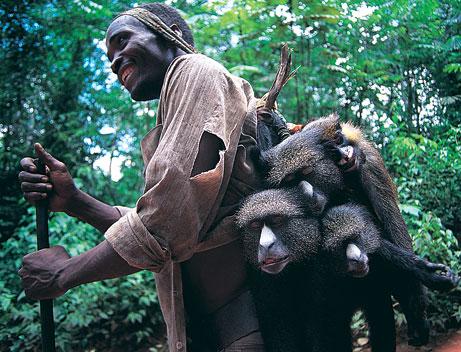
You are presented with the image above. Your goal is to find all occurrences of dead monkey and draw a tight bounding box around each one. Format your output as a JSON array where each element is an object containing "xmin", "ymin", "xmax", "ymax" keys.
[
  {"xmin": 236, "ymin": 184, "xmax": 458, "ymax": 351},
  {"xmin": 259, "ymin": 114, "xmax": 451, "ymax": 345}
]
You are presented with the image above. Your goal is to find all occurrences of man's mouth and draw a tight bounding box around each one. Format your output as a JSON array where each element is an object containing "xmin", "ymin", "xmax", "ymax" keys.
[{"xmin": 119, "ymin": 64, "xmax": 135, "ymax": 87}]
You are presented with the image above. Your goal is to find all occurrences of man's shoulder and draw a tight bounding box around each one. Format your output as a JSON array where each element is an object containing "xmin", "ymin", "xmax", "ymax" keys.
[{"xmin": 166, "ymin": 54, "xmax": 241, "ymax": 83}]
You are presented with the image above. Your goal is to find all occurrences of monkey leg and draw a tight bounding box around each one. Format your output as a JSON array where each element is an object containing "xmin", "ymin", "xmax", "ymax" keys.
[
  {"xmin": 391, "ymin": 279, "xmax": 429, "ymax": 346},
  {"xmin": 307, "ymin": 274, "xmax": 354, "ymax": 352},
  {"xmin": 251, "ymin": 271, "xmax": 302, "ymax": 352},
  {"xmin": 368, "ymin": 253, "xmax": 429, "ymax": 346},
  {"xmin": 364, "ymin": 291, "xmax": 396, "ymax": 352},
  {"xmin": 379, "ymin": 239, "xmax": 460, "ymax": 291}
]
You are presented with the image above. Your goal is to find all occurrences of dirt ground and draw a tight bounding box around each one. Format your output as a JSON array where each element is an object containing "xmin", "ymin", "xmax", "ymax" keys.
[{"xmin": 354, "ymin": 330, "xmax": 461, "ymax": 352}]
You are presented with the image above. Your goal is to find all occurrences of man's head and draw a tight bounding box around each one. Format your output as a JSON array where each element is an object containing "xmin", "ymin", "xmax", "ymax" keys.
[{"xmin": 105, "ymin": 3, "xmax": 194, "ymax": 101}]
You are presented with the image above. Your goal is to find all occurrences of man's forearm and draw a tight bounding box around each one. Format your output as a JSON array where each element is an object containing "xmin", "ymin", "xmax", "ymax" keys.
[
  {"xmin": 60, "ymin": 240, "xmax": 141, "ymax": 291},
  {"xmin": 66, "ymin": 190, "xmax": 122, "ymax": 233}
]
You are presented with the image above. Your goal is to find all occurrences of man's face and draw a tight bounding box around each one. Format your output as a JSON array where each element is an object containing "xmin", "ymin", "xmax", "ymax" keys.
[{"xmin": 105, "ymin": 15, "xmax": 174, "ymax": 101}]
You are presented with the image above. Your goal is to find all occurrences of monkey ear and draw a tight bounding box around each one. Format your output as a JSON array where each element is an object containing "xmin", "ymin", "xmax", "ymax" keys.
[{"xmin": 298, "ymin": 181, "xmax": 327, "ymax": 215}]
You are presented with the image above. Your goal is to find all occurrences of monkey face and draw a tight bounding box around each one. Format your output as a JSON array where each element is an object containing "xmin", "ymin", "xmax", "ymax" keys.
[
  {"xmin": 303, "ymin": 114, "xmax": 366, "ymax": 173},
  {"xmin": 322, "ymin": 203, "xmax": 381, "ymax": 278},
  {"xmin": 323, "ymin": 232, "xmax": 370, "ymax": 278},
  {"xmin": 236, "ymin": 188, "xmax": 321, "ymax": 274},
  {"xmin": 345, "ymin": 243, "xmax": 369, "ymax": 277},
  {"xmin": 249, "ymin": 216, "xmax": 292, "ymax": 274}
]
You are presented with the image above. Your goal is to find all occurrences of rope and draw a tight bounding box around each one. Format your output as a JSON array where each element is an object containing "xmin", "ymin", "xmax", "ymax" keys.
[{"xmin": 116, "ymin": 7, "xmax": 197, "ymax": 54}]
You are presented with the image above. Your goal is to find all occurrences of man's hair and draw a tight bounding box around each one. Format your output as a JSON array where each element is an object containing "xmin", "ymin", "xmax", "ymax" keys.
[{"xmin": 139, "ymin": 3, "xmax": 194, "ymax": 47}]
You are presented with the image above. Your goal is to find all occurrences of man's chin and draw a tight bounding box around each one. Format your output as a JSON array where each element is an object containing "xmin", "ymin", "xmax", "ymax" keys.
[{"xmin": 129, "ymin": 88, "xmax": 159, "ymax": 101}]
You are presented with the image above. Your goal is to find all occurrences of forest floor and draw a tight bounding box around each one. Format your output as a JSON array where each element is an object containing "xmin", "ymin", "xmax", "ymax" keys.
[{"xmin": 354, "ymin": 329, "xmax": 461, "ymax": 352}]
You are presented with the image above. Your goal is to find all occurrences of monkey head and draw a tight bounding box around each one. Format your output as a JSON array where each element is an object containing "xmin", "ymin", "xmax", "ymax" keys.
[
  {"xmin": 236, "ymin": 185, "xmax": 321, "ymax": 274},
  {"xmin": 262, "ymin": 115, "xmax": 346, "ymax": 200},
  {"xmin": 304, "ymin": 113, "xmax": 366, "ymax": 173},
  {"xmin": 321, "ymin": 203, "xmax": 381, "ymax": 278}
]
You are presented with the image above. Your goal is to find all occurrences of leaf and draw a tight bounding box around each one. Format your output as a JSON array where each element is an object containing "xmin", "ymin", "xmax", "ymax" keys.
[
  {"xmin": 443, "ymin": 63, "xmax": 461, "ymax": 74},
  {"xmin": 444, "ymin": 35, "xmax": 461, "ymax": 51},
  {"xmin": 400, "ymin": 204, "xmax": 421, "ymax": 217},
  {"xmin": 229, "ymin": 65, "xmax": 263, "ymax": 76}
]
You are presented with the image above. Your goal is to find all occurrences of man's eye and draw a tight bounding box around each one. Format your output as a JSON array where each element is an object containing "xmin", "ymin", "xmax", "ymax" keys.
[{"xmin": 118, "ymin": 36, "xmax": 127, "ymax": 46}]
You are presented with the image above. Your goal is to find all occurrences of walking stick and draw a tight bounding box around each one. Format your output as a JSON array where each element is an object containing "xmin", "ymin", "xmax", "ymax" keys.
[{"xmin": 34, "ymin": 158, "xmax": 56, "ymax": 352}]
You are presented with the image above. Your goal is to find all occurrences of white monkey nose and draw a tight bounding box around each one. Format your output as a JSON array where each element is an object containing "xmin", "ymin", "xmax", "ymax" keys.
[
  {"xmin": 346, "ymin": 243, "xmax": 362, "ymax": 261},
  {"xmin": 259, "ymin": 224, "xmax": 277, "ymax": 249},
  {"xmin": 299, "ymin": 180, "xmax": 314, "ymax": 197}
]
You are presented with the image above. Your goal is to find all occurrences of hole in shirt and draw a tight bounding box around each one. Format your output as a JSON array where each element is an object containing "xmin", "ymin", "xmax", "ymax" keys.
[{"xmin": 190, "ymin": 132, "xmax": 225, "ymax": 178}]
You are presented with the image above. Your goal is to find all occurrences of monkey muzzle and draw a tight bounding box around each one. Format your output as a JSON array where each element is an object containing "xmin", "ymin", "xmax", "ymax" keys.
[
  {"xmin": 258, "ymin": 225, "xmax": 291, "ymax": 274},
  {"xmin": 346, "ymin": 243, "xmax": 369, "ymax": 278},
  {"xmin": 258, "ymin": 254, "xmax": 291, "ymax": 275},
  {"xmin": 338, "ymin": 145, "xmax": 359, "ymax": 172}
]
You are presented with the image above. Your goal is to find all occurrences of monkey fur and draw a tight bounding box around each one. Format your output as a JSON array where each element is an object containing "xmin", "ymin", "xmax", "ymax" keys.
[
  {"xmin": 257, "ymin": 114, "xmax": 459, "ymax": 345},
  {"xmin": 236, "ymin": 185, "xmax": 322, "ymax": 351},
  {"xmin": 236, "ymin": 186, "xmax": 395, "ymax": 352},
  {"xmin": 236, "ymin": 187, "xmax": 458, "ymax": 351}
]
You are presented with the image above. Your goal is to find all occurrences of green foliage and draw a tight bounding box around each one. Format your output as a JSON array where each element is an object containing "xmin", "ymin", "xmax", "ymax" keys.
[
  {"xmin": 382, "ymin": 126, "xmax": 461, "ymax": 329},
  {"xmin": 387, "ymin": 127, "xmax": 461, "ymax": 236},
  {"xmin": 0, "ymin": 209, "xmax": 164, "ymax": 351},
  {"xmin": 1, "ymin": 0, "xmax": 460, "ymax": 349}
]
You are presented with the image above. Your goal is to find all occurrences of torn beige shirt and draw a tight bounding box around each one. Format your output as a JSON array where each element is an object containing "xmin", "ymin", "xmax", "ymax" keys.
[{"xmin": 105, "ymin": 54, "xmax": 259, "ymax": 352}]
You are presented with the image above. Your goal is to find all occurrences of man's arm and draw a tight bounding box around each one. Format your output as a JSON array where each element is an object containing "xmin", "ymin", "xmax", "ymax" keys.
[
  {"xmin": 19, "ymin": 143, "xmax": 122, "ymax": 232},
  {"xmin": 19, "ymin": 240, "xmax": 140, "ymax": 300},
  {"xmin": 18, "ymin": 134, "xmax": 222, "ymax": 300}
]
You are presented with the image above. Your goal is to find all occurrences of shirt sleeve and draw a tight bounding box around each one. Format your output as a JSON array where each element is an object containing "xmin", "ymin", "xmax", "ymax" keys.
[{"xmin": 105, "ymin": 55, "xmax": 252, "ymax": 271}]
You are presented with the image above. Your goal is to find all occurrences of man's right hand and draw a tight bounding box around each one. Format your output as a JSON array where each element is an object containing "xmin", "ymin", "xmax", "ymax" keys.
[{"xmin": 18, "ymin": 143, "xmax": 79, "ymax": 212}]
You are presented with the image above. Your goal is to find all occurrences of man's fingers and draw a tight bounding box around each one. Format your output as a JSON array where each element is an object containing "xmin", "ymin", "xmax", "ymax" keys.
[
  {"xmin": 21, "ymin": 182, "xmax": 52, "ymax": 193},
  {"xmin": 24, "ymin": 191, "xmax": 47, "ymax": 203},
  {"xmin": 18, "ymin": 171, "xmax": 49, "ymax": 183},
  {"xmin": 20, "ymin": 157, "xmax": 37, "ymax": 172},
  {"xmin": 34, "ymin": 143, "xmax": 66, "ymax": 171}
]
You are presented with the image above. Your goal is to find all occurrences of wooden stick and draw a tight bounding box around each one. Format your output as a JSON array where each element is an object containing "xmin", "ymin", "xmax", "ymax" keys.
[
  {"xmin": 34, "ymin": 159, "xmax": 56, "ymax": 352},
  {"xmin": 264, "ymin": 44, "xmax": 298, "ymax": 110}
]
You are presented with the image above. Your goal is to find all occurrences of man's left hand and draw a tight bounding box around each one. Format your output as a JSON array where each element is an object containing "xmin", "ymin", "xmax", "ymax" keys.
[{"xmin": 18, "ymin": 245, "xmax": 71, "ymax": 300}]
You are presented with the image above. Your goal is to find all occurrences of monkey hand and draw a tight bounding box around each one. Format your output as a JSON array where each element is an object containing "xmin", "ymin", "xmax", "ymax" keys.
[
  {"xmin": 19, "ymin": 143, "xmax": 79, "ymax": 212},
  {"xmin": 18, "ymin": 246, "xmax": 71, "ymax": 300},
  {"xmin": 419, "ymin": 262, "xmax": 460, "ymax": 292}
]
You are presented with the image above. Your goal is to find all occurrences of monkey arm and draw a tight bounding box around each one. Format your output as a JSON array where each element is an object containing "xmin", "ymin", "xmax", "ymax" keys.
[
  {"xmin": 355, "ymin": 141, "xmax": 414, "ymax": 251},
  {"xmin": 377, "ymin": 239, "xmax": 460, "ymax": 291}
]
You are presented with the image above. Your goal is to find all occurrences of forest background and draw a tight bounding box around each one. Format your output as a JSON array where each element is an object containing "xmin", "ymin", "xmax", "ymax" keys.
[{"xmin": 1, "ymin": 0, "xmax": 460, "ymax": 350}]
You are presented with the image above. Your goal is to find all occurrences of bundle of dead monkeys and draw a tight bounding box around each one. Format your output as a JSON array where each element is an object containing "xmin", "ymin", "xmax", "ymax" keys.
[{"xmin": 236, "ymin": 113, "xmax": 460, "ymax": 352}]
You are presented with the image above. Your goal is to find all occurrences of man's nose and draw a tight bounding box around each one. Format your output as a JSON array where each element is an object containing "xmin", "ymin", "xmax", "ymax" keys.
[{"xmin": 111, "ymin": 55, "xmax": 123, "ymax": 75}]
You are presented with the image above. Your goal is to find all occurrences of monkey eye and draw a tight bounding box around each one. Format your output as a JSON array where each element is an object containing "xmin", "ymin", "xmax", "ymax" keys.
[
  {"xmin": 334, "ymin": 131, "xmax": 344, "ymax": 145},
  {"xmin": 283, "ymin": 173, "xmax": 296, "ymax": 184},
  {"xmin": 248, "ymin": 220, "xmax": 263, "ymax": 230},
  {"xmin": 301, "ymin": 167, "xmax": 313, "ymax": 176},
  {"xmin": 268, "ymin": 215, "xmax": 286, "ymax": 227}
]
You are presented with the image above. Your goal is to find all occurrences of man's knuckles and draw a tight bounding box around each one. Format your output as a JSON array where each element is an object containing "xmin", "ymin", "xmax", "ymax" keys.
[
  {"xmin": 21, "ymin": 182, "xmax": 52, "ymax": 193},
  {"xmin": 18, "ymin": 171, "xmax": 48, "ymax": 183}
]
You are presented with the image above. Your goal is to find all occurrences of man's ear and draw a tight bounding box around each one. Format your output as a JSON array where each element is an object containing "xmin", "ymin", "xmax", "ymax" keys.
[{"xmin": 170, "ymin": 24, "xmax": 182, "ymax": 38}]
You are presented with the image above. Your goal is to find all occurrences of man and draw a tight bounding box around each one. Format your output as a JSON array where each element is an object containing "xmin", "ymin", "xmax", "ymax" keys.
[{"xmin": 18, "ymin": 3, "xmax": 265, "ymax": 351}]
